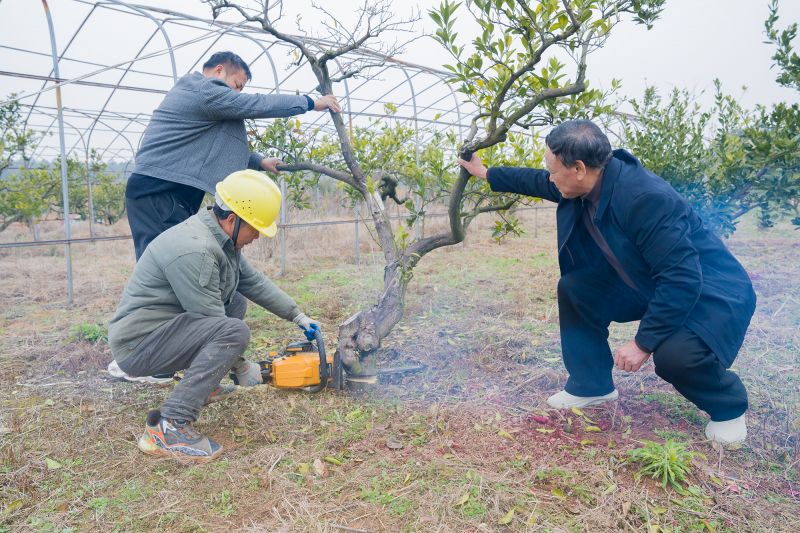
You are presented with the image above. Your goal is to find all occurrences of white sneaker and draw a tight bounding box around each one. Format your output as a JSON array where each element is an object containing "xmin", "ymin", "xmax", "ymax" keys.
[
  {"xmin": 705, "ymin": 414, "xmax": 747, "ymax": 445},
  {"xmin": 107, "ymin": 360, "xmax": 174, "ymax": 385},
  {"xmin": 546, "ymin": 389, "xmax": 619, "ymax": 409}
]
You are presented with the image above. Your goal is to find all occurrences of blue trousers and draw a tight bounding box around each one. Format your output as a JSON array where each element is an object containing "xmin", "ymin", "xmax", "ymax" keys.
[{"xmin": 557, "ymin": 266, "xmax": 748, "ymax": 421}]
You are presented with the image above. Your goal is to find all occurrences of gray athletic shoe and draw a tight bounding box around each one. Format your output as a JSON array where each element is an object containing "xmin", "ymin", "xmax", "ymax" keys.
[
  {"xmin": 107, "ymin": 360, "xmax": 174, "ymax": 385},
  {"xmin": 138, "ymin": 409, "xmax": 222, "ymax": 462}
]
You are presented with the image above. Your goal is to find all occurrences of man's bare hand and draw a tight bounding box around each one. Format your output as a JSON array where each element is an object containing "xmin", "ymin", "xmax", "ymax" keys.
[
  {"xmin": 314, "ymin": 95, "xmax": 342, "ymax": 113},
  {"xmin": 614, "ymin": 339, "xmax": 651, "ymax": 372},
  {"xmin": 457, "ymin": 153, "xmax": 488, "ymax": 180},
  {"xmin": 260, "ymin": 157, "xmax": 284, "ymax": 174}
]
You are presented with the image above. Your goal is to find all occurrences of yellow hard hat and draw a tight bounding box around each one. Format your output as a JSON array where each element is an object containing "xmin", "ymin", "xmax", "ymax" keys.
[{"xmin": 215, "ymin": 169, "xmax": 281, "ymax": 238}]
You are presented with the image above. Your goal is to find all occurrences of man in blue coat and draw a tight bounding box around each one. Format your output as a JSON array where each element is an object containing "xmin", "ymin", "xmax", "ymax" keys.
[{"xmin": 459, "ymin": 120, "xmax": 755, "ymax": 444}]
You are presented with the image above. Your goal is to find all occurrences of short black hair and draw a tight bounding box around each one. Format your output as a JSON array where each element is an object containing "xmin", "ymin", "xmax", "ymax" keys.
[
  {"xmin": 212, "ymin": 203, "xmax": 234, "ymax": 220},
  {"xmin": 545, "ymin": 119, "xmax": 612, "ymax": 169},
  {"xmin": 202, "ymin": 51, "xmax": 252, "ymax": 81}
]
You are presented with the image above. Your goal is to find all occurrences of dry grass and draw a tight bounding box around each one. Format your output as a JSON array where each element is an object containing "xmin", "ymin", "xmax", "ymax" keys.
[{"xmin": 1, "ymin": 206, "xmax": 799, "ymax": 532}]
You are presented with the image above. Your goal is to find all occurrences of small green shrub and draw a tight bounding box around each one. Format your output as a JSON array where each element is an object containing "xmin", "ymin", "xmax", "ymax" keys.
[
  {"xmin": 627, "ymin": 439, "xmax": 701, "ymax": 490},
  {"xmin": 70, "ymin": 323, "xmax": 107, "ymax": 344}
]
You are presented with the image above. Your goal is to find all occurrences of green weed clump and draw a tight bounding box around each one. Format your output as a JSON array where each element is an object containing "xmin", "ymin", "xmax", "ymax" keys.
[
  {"xmin": 70, "ymin": 323, "xmax": 108, "ymax": 344},
  {"xmin": 642, "ymin": 392, "xmax": 705, "ymax": 425},
  {"xmin": 627, "ymin": 439, "xmax": 701, "ymax": 490}
]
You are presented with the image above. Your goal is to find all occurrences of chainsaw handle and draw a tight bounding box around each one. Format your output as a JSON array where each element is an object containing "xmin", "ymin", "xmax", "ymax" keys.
[
  {"xmin": 303, "ymin": 328, "xmax": 328, "ymax": 393},
  {"xmin": 302, "ymin": 322, "xmax": 320, "ymax": 342}
]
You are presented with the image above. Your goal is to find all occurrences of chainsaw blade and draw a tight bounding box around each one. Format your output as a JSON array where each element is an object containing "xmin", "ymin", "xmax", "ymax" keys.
[{"xmin": 344, "ymin": 364, "xmax": 426, "ymax": 386}]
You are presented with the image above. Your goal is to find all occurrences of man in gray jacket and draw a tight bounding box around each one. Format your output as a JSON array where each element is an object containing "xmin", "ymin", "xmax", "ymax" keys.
[
  {"xmin": 110, "ymin": 170, "xmax": 318, "ymax": 462},
  {"xmin": 126, "ymin": 50, "xmax": 340, "ymax": 260},
  {"xmin": 111, "ymin": 51, "xmax": 339, "ymax": 384}
]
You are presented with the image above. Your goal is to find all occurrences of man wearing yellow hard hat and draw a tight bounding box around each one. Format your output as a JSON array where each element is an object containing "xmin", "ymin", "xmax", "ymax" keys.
[{"xmin": 108, "ymin": 170, "xmax": 319, "ymax": 461}]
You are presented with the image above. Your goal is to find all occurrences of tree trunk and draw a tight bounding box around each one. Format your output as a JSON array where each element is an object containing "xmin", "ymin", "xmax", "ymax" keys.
[
  {"xmin": 335, "ymin": 259, "xmax": 410, "ymax": 376},
  {"xmin": 335, "ymin": 166, "xmax": 474, "ymax": 376}
]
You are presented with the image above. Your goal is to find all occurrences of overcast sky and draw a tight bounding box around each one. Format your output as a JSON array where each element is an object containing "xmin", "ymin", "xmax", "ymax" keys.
[
  {"xmin": 408, "ymin": 0, "xmax": 799, "ymax": 110},
  {"xmin": 3, "ymin": 0, "xmax": 797, "ymax": 109},
  {"xmin": 272, "ymin": 0, "xmax": 800, "ymax": 109},
  {"xmin": 1, "ymin": 0, "xmax": 797, "ymax": 160}
]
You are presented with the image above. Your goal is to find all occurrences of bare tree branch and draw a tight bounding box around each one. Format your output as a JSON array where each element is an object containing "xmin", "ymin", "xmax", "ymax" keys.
[
  {"xmin": 277, "ymin": 161, "xmax": 358, "ymax": 189},
  {"xmin": 470, "ymin": 198, "xmax": 519, "ymax": 216},
  {"xmin": 206, "ymin": 1, "xmax": 315, "ymax": 58}
]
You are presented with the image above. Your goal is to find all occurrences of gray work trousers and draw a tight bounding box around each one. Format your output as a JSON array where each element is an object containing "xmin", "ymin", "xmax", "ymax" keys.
[{"xmin": 118, "ymin": 293, "xmax": 249, "ymax": 422}]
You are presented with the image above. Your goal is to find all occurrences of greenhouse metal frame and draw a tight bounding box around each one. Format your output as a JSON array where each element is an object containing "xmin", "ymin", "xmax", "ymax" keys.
[{"xmin": 0, "ymin": 0, "xmax": 485, "ymax": 303}]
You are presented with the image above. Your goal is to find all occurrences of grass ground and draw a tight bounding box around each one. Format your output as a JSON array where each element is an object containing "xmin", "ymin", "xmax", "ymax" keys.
[{"xmin": 1, "ymin": 209, "xmax": 798, "ymax": 532}]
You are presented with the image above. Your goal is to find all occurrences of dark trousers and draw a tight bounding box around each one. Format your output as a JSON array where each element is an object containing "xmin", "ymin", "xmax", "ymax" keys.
[
  {"xmin": 125, "ymin": 190, "xmax": 198, "ymax": 260},
  {"xmin": 557, "ymin": 266, "xmax": 748, "ymax": 422},
  {"xmin": 119, "ymin": 294, "xmax": 249, "ymax": 422}
]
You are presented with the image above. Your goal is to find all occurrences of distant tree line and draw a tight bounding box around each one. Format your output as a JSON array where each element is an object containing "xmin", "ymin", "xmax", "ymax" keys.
[
  {"xmin": 618, "ymin": 0, "xmax": 799, "ymax": 236},
  {"xmin": 1, "ymin": 98, "xmax": 126, "ymax": 238}
]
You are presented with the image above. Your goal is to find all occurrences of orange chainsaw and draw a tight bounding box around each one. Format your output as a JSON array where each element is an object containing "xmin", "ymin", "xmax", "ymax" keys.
[
  {"xmin": 231, "ymin": 328, "xmax": 427, "ymax": 391},
  {"xmin": 231, "ymin": 329, "xmax": 344, "ymax": 392}
]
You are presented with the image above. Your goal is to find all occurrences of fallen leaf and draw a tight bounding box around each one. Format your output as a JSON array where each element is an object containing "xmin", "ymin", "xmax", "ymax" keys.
[
  {"xmin": 580, "ymin": 439, "xmax": 594, "ymax": 446},
  {"xmin": 526, "ymin": 511, "xmax": 539, "ymax": 526},
  {"xmin": 570, "ymin": 407, "xmax": 585, "ymax": 417},
  {"xmin": 386, "ymin": 437, "xmax": 405, "ymax": 450},
  {"xmin": 498, "ymin": 508, "xmax": 515, "ymax": 525},
  {"xmin": 323, "ymin": 456, "xmax": 343, "ymax": 465},
  {"xmin": 297, "ymin": 462, "xmax": 310, "ymax": 475},
  {"xmin": 602, "ymin": 483, "xmax": 617, "ymax": 495},
  {"xmin": 709, "ymin": 474, "xmax": 723, "ymax": 487},
  {"xmin": 551, "ymin": 488, "xmax": 566, "ymax": 499},
  {"xmin": 622, "ymin": 501, "xmax": 632, "ymax": 516},
  {"xmin": 403, "ymin": 473, "xmax": 411, "ymax": 484},
  {"xmin": 313, "ymin": 458, "xmax": 326, "ymax": 477},
  {"xmin": 536, "ymin": 428, "xmax": 555, "ymax": 434},
  {"xmin": 531, "ymin": 415, "xmax": 549, "ymax": 424},
  {"xmin": 725, "ymin": 482, "xmax": 741, "ymax": 494},
  {"xmin": 45, "ymin": 458, "xmax": 62, "ymax": 470},
  {"xmin": 4, "ymin": 499, "xmax": 23, "ymax": 513},
  {"xmin": 649, "ymin": 524, "xmax": 661, "ymax": 532},
  {"xmin": 702, "ymin": 519, "xmax": 716, "ymax": 532},
  {"xmin": 687, "ymin": 486, "xmax": 704, "ymax": 497},
  {"xmin": 585, "ymin": 425, "xmax": 602, "ymax": 432},
  {"xmin": 653, "ymin": 506, "xmax": 668, "ymax": 515},
  {"xmin": 498, "ymin": 429, "xmax": 514, "ymax": 440},
  {"xmin": 455, "ymin": 492, "xmax": 470, "ymax": 506}
]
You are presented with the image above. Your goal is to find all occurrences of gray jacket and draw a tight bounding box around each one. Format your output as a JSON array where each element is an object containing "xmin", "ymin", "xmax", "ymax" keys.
[
  {"xmin": 133, "ymin": 72, "xmax": 311, "ymax": 193},
  {"xmin": 109, "ymin": 208, "xmax": 301, "ymax": 362}
]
